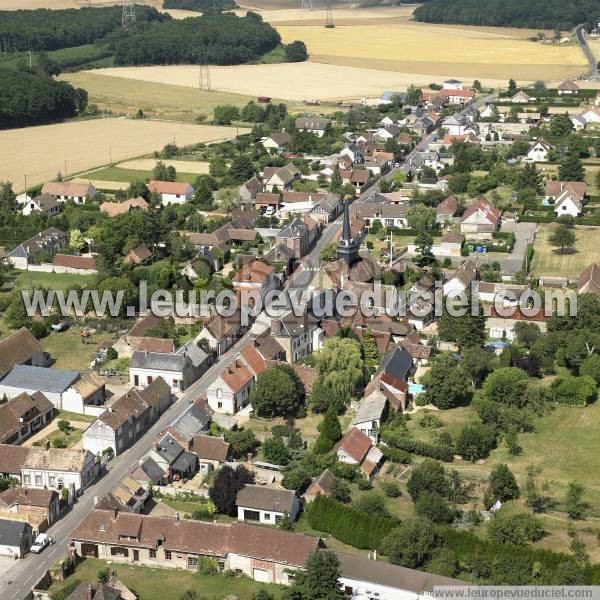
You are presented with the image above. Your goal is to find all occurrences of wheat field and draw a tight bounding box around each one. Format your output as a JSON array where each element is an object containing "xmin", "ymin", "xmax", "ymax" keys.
[{"xmin": 0, "ymin": 119, "xmax": 245, "ymax": 191}]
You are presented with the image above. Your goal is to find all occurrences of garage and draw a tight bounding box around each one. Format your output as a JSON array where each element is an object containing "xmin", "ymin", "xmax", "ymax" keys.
[{"xmin": 253, "ymin": 568, "xmax": 272, "ymax": 583}]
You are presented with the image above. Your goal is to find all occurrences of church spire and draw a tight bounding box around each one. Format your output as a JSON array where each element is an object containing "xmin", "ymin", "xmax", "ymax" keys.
[{"xmin": 336, "ymin": 199, "xmax": 359, "ymax": 266}]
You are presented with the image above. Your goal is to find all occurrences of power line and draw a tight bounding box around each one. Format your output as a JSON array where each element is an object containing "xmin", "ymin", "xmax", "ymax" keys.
[
  {"xmin": 324, "ymin": 0, "xmax": 335, "ymax": 28},
  {"xmin": 122, "ymin": 0, "xmax": 136, "ymax": 31},
  {"xmin": 198, "ymin": 48, "xmax": 212, "ymax": 92}
]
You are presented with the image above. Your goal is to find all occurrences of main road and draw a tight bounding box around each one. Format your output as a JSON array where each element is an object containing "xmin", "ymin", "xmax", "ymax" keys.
[{"xmin": 0, "ymin": 93, "xmax": 496, "ymax": 600}]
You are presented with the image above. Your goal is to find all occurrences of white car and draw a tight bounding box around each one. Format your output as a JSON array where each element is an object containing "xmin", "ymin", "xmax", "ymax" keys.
[{"xmin": 30, "ymin": 533, "xmax": 50, "ymax": 554}]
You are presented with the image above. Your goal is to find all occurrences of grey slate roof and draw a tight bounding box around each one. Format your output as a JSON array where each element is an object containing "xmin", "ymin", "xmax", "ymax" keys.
[
  {"xmin": 176, "ymin": 341, "xmax": 209, "ymax": 369},
  {"xmin": 378, "ymin": 347, "xmax": 412, "ymax": 382},
  {"xmin": 0, "ymin": 518, "xmax": 30, "ymax": 548},
  {"xmin": 1, "ymin": 365, "xmax": 79, "ymax": 393},
  {"xmin": 137, "ymin": 456, "xmax": 165, "ymax": 483},
  {"xmin": 276, "ymin": 218, "xmax": 308, "ymax": 239},
  {"xmin": 155, "ymin": 432, "xmax": 185, "ymax": 464},
  {"xmin": 352, "ymin": 391, "xmax": 387, "ymax": 425},
  {"xmin": 236, "ymin": 484, "xmax": 296, "ymax": 513},
  {"xmin": 172, "ymin": 401, "xmax": 211, "ymax": 439},
  {"xmin": 131, "ymin": 350, "xmax": 187, "ymax": 372},
  {"xmin": 171, "ymin": 450, "xmax": 198, "ymax": 473}
]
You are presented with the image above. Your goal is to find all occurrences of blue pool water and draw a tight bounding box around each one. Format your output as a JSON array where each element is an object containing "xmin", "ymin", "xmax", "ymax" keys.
[{"xmin": 409, "ymin": 383, "xmax": 424, "ymax": 394}]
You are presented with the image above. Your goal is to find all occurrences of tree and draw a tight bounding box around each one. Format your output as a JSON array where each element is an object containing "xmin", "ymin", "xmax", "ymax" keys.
[
  {"xmin": 507, "ymin": 79, "xmax": 517, "ymax": 96},
  {"xmin": 486, "ymin": 464, "xmax": 520, "ymax": 505},
  {"xmin": 414, "ymin": 231, "xmax": 435, "ymax": 266},
  {"xmin": 455, "ymin": 422, "xmax": 496, "ymax": 461},
  {"xmin": 580, "ymin": 354, "xmax": 600, "ymax": 383},
  {"xmin": 262, "ymin": 436, "xmax": 291, "ymax": 466},
  {"xmin": 152, "ymin": 160, "xmax": 176, "ymax": 181},
  {"xmin": 406, "ymin": 84, "xmax": 422, "ymax": 106},
  {"xmin": 487, "ymin": 510, "xmax": 544, "ymax": 545},
  {"xmin": 549, "ymin": 114, "xmax": 573, "ymax": 137},
  {"xmin": 517, "ymin": 163, "xmax": 543, "ymax": 194},
  {"xmin": 285, "ymin": 40, "xmax": 308, "ymax": 62},
  {"xmin": 421, "ymin": 353, "xmax": 472, "ymax": 409},
  {"xmin": 330, "ymin": 164, "xmax": 342, "ymax": 192},
  {"xmin": 352, "ymin": 493, "xmax": 388, "ymax": 518},
  {"xmin": 317, "ymin": 406, "xmax": 342, "ymax": 444},
  {"xmin": 213, "ymin": 104, "xmax": 240, "ymax": 125},
  {"xmin": 523, "ymin": 465, "xmax": 544, "ymax": 513},
  {"xmin": 250, "ymin": 364, "xmax": 304, "ymax": 418},
  {"xmin": 229, "ymin": 154, "xmax": 255, "ymax": 183},
  {"xmin": 481, "ymin": 367, "xmax": 529, "ymax": 407},
  {"xmin": 127, "ymin": 180, "xmax": 150, "ymax": 200},
  {"xmin": 194, "ymin": 175, "xmax": 214, "ymax": 206},
  {"xmin": 558, "ymin": 150, "xmax": 585, "ymax": 181},
  {"xmin": 381, "ymin": 518, "xmax": 440, "ymax": 569},
  {"xmin": 362, "ymin": 329, "xmax": 380, "ymax": 372},
  {"xmin": 0, "ymin": 181, "xmax": 17, "ymax": 210},
  {"xmin": 209, "ymin": 156, "xmax": 228, "ymax": 178},
  {"xmin": 208, "ymin": 464, "xmax": 254, "ymax": 515},
  {"xmin": 414, "ymin": 491, "xmax": 455, "ymax": 523},
  {"xmin": 461, "ymin": 345, "xmax": 496, "ymax": 387},
  {"xmin": 549, "ymin": 225, "xmax": 576, "ymax": 255},
  {"xmin": 215, "ymin": 187, "xmax": 242, "ymax": 211},
  {"xmin": 69, "ymin": 229, "xmax": 86, "ymax": 252},
  {"xmin": 282, "ymin": 466, "xmax": 311, "ymax": 494},
  {"xmin": 225, "ymin": 428, "xmax": 259, "ymax": 459},
  {"xmin": 564, "ymin": 482, "xmax": 587, "ymax": 520},
  {"xmin": 437, "ymin": 291, "xmax": 485, "ymax": 349},
  {"xmin": 473, "ymin": 79, "xmax": 482, "ymax": 92},
  {"xmin": 407, "ymin": 459, "xmax": 450, "ymax": 502},
  {"xmin": 407, "ymin": 203, "xmax": 436, "ymax": 230},
  {"xmin": 290, "ymin": 550, "xmax": 344, "ymax": 600},
  {"xmin": 329, "ymin": 477, "xmax": 351, "ymax": 503}
]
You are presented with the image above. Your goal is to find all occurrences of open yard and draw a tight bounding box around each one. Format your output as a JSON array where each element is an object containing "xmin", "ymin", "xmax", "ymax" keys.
[
  {"xmin": 42, "ymin": 329, "xmax": 116, "ymax": 371},
  {"xmin": 0, "ymin": 118, "xmax": 243, "ymax": 191},
  {"xmin": 116, "ymin": 158, "xmax": 211, "ymax": 174},
  {"xmin": 13, "ymin": 269, "xmax": 93, "ymax": 291},
  {"xmin": 85, "ymin": 166, "xmax": 199, "ymax": 185},
  {"xmin": 47, "ymin": 557, "xmax": 281, "ymax": 600},
  {"xmin": 531, "ymin": 224, "xmax": 598, "ymax": 278},
  {"xmin": 404, "ymin": 403, "xmax": 600, "ymax": 558}
]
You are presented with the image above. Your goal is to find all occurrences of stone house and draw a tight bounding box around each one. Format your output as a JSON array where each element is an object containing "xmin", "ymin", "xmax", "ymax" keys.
[
  {"xmin": 0, "ymin": 487, "xmax": 59, "ymax": 535},
  {"xmin": 0, "ymin": 327, "xmax": 48, "ymax": 379},
  {"xmin": 0, "ymin": 392, "xmax": 54, "ymax": 445}
]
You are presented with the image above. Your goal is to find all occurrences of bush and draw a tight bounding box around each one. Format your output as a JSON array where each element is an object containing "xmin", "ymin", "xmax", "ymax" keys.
[
  {"xmin": 381, "ymin": 429, "xmax": 454, "ymax": 462},
  {"xmin": 455, "ymin": 422, "xmax": 497, "ymax": 461},
  {"xmin": 381, "ymin": 480, "xmax": 402, "ymax": 498}
]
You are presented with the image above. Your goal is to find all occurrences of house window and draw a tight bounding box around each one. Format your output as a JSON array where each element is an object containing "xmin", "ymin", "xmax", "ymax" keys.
[
  {"xmin": 165, "ymin": 550, "xmax": 172, "ymax": 560},
  {"xmin": 147, "ymin": 376, "xmax": 153, "ymax": 384},
  {"xmin": 217, "ymin": 389, "xmax": 222, "ymax": 399},
  {"xmin": 35, "ymin": 475, "xmax": 43, "ymax": 486},
  {"xmin": 134, "ymin": 375, "xmax": 139, "ymax": 386},
  {"xmin": 263, "ymin": 513, "xmax": 271, "ymax": 521},
  {"xmin": 49, "ymin": 476, "xmax": 56, "ymax": 487},
  {"xmin": 149, "ymin": 549, "xmax": 156, "ymax": 558},
  {"xmin": 110, "ymin": 547, "xmax": 129, "ymax": 557},
  {"xmin": 244, "ymin": 509, "xmax": 260, "ymax": 521},
  {"xmin": 344, "ymin": 587, "xmax": 353, "ymax": 595},
  {"xmin": 188, "ymin": 557, "xmax": 198, "ymax": 569},
  {"xmin": 23, "ymin": 474, "xmax": 31, "ymax": 485},
  {"xmin": 218, "ymin": 402, "xmax": 223, "ymax": 409}
]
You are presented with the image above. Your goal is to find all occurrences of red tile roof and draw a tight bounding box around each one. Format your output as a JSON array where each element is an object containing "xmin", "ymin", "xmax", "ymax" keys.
[
  {"xmin": 148, "ymin": 181, "xmax": 193, "ymax": 195},
  {"xmin": 336, "ymin": 427, "xmax": 372, "ymax": 463},
  {"xmin": 52, "ymin": 254, "xmax": 97, "ymax": 270}
]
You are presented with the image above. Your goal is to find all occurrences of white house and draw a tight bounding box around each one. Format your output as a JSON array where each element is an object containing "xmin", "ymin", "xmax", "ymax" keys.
[
  {"xmin": 581, "ymin": 107, "xmax": 600, "ymax": 124},
  {"xmin": 442, "ymin": 258, "xmax": 478, "ymax": 296},
  {"xmin": 335, "ymin": 427, "xmax": 383, "ymax": 479},
  {"xmin": 336, "ymin": 552, "xmax": 464, "ymax": 600},
  {"xmin": 61, "ymin": 372, "xmax": 106, "ymax": 416},
  {"xmin": 0, "ymin": 520, "xmax": 32, "ymax": 559},
  {"xmin": 570, "ymin": 115, "xmax": 587, "ymax": 131},
  {"xmin": 525, "ymin": 139, "xmax": 552, "ymax": 163},
  {"xmin": 0, "ymin": 365, "xmax": 80, "ymax": 409},
  {"xmin": 340, "ymin": 143, "xmax": 365, "ymax": 164},
  {"xmin": 21, "ymin": 445, "xmax": 99, "ymax": 497},
  {"xmin": 460, "ymin": 198, "xmax": 500, "ymax": 238},
  {"xmin": 295, "ymin": 117, "xmax": 330, "ymax": 137},
  {"xmin": 351, "ymin": 390, "xmax": 388, "ymax": 444},
  {"xmin": 554, "ymin": 189, "xmax": 583, "ymax": 217},
  {"xmin": 206, "ymin": 359, "xmax": 255, "ymax": 414},
  {"xmin": 41, "ymin": 181, "xmax": 96, "ymax": 204},
  {"xmin": 442, "ymin": 79, "xmax": 463, "ymax": 90},
  {"xmin": 511, "ymin": 91, "xmax": 531, "ymax": 104},
  {"xmin": 236, "ymin": 485, "xmax": 300, "ymax": 525},
  {"xmin": 22, "ymin": 193, "xmax": 60, "ymax": 217},
  {"xmin": 441, "ymin": 114, "xmax": 468, "ymax": 136},
  {"xmin": 148, "ymin": 181, "xmax": 194, "ymax": 205},
  {"xmin": 262, "ymin": 132, "xmax": 292, "ymax": 154}
]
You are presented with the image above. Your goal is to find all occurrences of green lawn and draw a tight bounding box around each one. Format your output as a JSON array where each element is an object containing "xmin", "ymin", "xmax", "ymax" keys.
[
  {"xmin": 532, "ymin": 224, "xmax": 600, "ymax": 277},
  {"xmin": 42, "ymin": 329, "xmax": 115, "ymax": 371},
  {"xmin": 13, "ymin": 270, "xmax": 93, "ymax": 291},
  {"xmin": 251, "ymin": 44, "xmax": 287, "ymax": 64},
  {"xmin": 56, "ymin": 410, "xmax": 97, "ymax": 424},
  {"xmin": 37, "ymin": 425, "xmax": 84, "ymax": 449},
  {"xmin": 47, "ymin": 558, "xmax": 282, "ymax": 600},
  {"xmin": 88, "ymin": 166, "xmax": 199, "ymax": 184}
]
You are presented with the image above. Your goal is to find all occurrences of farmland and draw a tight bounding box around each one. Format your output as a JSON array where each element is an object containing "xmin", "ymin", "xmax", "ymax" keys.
[
  {"xmin": 0, "ymin": 118, "xmax": 244, "ymax": 191},
  {"xmin": 531, "ymin": 224, "xmax": 599, "ymax": 278}
]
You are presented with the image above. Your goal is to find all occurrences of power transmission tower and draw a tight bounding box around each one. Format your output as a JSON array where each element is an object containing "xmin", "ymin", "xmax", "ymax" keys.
[
  {"xmin": 122, "ymin": 0, "xmax": 136, "ymax": 31},
  {"xmin": 300, "ymin": 0, "xmax": 313, "ymax": 11},
  {"xmin": 324, "ymin": 0, "xmax": 335, "ymax": 28},
  {"xmin": 198, "ymin": 49, "xmax": 212, "ymax": 92}
]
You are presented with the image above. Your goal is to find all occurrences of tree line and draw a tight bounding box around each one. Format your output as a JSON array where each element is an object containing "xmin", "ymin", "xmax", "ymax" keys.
[
  {"xmin": 0, "ymin": 6, "xmax": 167, "ymax": 52},
  {"xmin": 113, "ymin": 12, "xmax": 281, "ymax": 66},
  {"xmin": 162, "ymin": 0, "xmax": 237, "ymax": 10},
  {"xmin": 0, "ymin": 68, "xmax": 87, "ymax": 129},
  {"xmin": 414, "ymin": 0, "xmax": 599, "ymax": 30}
]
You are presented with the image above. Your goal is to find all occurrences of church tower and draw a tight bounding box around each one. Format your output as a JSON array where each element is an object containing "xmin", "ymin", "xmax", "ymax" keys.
[{"xmin": 336, "ymin": 199, "xmax": 359, "ymax": 266}]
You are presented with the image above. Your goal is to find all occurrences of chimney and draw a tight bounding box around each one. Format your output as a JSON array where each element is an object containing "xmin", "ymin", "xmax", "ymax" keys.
[
  {"xmin": 175, "ymin": 512, "xmax": 180, "ymax": 524},
  {"xmin": 271, "ymin": 319, "xmax": 281, "ymax": 336},
  {"xmin": 93, "ymin": 496, "xmax": 99, "ymax": 506},
  {"xmin": 112, "ymin": 507, "xmax": 118, "ymax": 522},
  {"xmin": 246, "ymin": 452, "xmax": 253, "ymax": 464}
]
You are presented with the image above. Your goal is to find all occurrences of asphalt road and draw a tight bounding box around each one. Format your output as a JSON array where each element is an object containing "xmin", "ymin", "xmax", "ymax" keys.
[{"xmin": 576, "ymin": 25, "xmax": 598, "ymax": 78}]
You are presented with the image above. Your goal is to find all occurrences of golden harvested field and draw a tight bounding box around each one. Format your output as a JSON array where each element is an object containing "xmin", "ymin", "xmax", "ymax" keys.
[
  {"xmin": 116, "ymin": 159, "xmax": 210, "ymax": 173},
  {"xmin": 91, "ymin": 62, "xmax": 502, "ymax": 101},
  {"xmin": 277, "ymin": 21, "xmax": 585, "ymax": 81},
  {"xmin": 532, "ymin": 224, "xmax": 600, "ymax": 278},
  {"xmin": 0, "ymin": 119, "xmax": 244, "ymax": 191}
]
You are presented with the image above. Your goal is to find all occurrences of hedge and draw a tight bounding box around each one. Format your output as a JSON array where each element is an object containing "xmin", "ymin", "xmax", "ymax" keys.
[
  {"xmin": 306, "ymin": 495, "xmax": 395, "ymax": 550},
  {"xmin": 381, "ymin": 429, "xmax": 454, "ymax": 462},
  {"xmin": 380, "ymin": 445, "xmax": 412, "ymax": 464}
]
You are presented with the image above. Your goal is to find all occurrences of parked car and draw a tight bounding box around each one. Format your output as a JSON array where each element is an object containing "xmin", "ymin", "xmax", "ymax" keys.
[
  {"xmin": 51, "ymin": 322, "xmax": 69, "ymax": 332},
  {"xmin": 30, "ymin": 533, "xmax": 50, "ymax": 554}
]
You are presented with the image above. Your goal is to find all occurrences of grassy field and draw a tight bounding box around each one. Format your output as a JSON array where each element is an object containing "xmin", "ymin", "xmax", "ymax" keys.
[
  {"xmin": 117, "ymin": 159, "xmax": 211, "ymax": 174},
  {"xmin": 62, "ymin": 72, "xmax": 323, "ymax": 121},
  {"xmin": 87, "ymin": 166, "xmax": 199, "ymax": 185},
  {"xmin": 402, "ymin": 403, "xmax": 600, "ymax": 558},
  {"xmin": 13, "ymin": 270, "xmax": 93, "ymax": 291},
  {"xmin": 531, "ymin": 224, "xmax": 598, "ymax": 278},
  {"xmin": 42, "ymin": 329, "xmax": 115, "ymax": 371},
  {"xmin": 47, "ymin": 557, "xmax": 281, "ymax": 600},
  {"xmin": 1, "ymin": 117, "xmax": 243, "ymax": 191}
]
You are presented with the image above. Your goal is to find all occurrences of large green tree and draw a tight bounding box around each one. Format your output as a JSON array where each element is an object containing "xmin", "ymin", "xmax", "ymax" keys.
[
  {"xmin": 250, "ymin": 364, "xmax": 304, "ymax": 418},
  {"xmin": 420, "ymin": 353, "xmax": 472, "ymax": 409}
]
